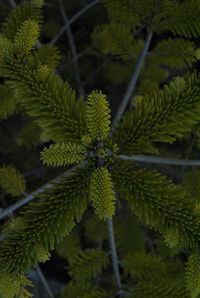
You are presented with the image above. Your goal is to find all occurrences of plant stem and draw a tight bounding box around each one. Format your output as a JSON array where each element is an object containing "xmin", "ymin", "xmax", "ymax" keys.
[
  {"xmin": 59, "ymin": 0, "xmax": 85, "ymax": 97},
  {"xmin": 8, "ymin": 0, "xmax": 16, "ymax": 7},
  {"xmin": 36, "ymin": 266, "xmax": 54, "ymax": 298},
  {"xmin": 120, "ymin": 154, "xmax": 200, "ymax": 166},
  {"xmin": 107, "ymin": 218, "xmax": 122, "ymax": 291},
  {"xmin": 50, "ymin": 0, "xmax": 100, "ymax": 46},
  {"xmin": 112, "ymin": 31, "xmax": 153, "ymax": 130}
]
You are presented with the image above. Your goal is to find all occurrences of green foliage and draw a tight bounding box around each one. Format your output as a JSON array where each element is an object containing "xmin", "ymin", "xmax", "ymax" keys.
[
  {"xmin": 112, "ymin": 159, "xmax": 200, "ymax": 249},
  {"xmin": 0, "ymin": 53, "xmax": 86, "ymax": 143},
  {"xmin": 61, "ymin": 281, "xmax": 107, "ymax": 298},
  {"xmin": 94, "ymin": 0, "xmax": 200, "ymax": 91},
  {"xmin": 86, "ymin": 91, "xmax": 111, "ymax": 142},
  {"xmin": 163, "ymin": 228, "xmax": 181, "ymax": 248},
  {"xmin": 93, "ymin": 23, "xmax": 143, "ymax": 60},
  {"xmin": 129, "ymin": 278, "xmax": 187, "ymax": 298},
  {"xmin": 0, "ymin": 165, "xmax": 25, "ymax": 196},
  {"xmin": 14, "ymin": 20, "xmax": 39, "ymax": 54},
  {"xmin": 113, "ymin": 75, "xmax": 200, "ymax": 155},
  {"xmin": 103, "ymin": 0, "xmax": 139, "ymax": 27},
  {"xmin": 123, "ymin": 251, "xmax": 182, "ymax": 281},
  {"xmin": 0, "ymin": 167, "xmax": 91, "ymax": 274},
  {"xmin": 69, "ymin": 248, "xmax": 109, "ymax": 281},
  {"xmin": 56, "ymin": 232, "xmax": 81, "ymax": 261},
  {"xmin": 152, "ymin": 38, "xmax": 198, "ymax": 68},
  {"xmin": 0, "ymin": 273, "xmax": 32, "ymax": 298},
  {"xmin": 0, "ymin": 83, "xmax": 18, "ymax": 120},
  {"xmin": 2, "ymin": 1, "xmax": 200, "ymax": 296},
  {"xmin": 114, "ymin": 214, "xmax": 145, "ymax": 256},
  {"xmin": 90, "ymin": 167, "xmax": 115, "ymax": 220},
  {"xmin": 1, "ymin": 0, "xmax": 43, "ymax": 40},
  {"xmin": 183, "ymin": 169, "xmax": 200, "ymax": 203},
  {"xmin": 41, "ymin": 143, "xmax": 87, "ymax": 166},
  {"xmin": 0, "ymin": 36, "xmax": 13, "ymax": 62},
  {"xmin": 16, "ymin": 121, "xmax": 42, "ymax": 148},
  {"xmin": 185, "ymin": 253, "xmax": 200, "ymax": 298},
  {"xmin": 103, "ymin": 0, "xmax": 200, "ymax": 37},
  {"xmin": 85, "ymin": 214, "xmax": 108, "ymax": 243},
  {"xmin": 33, "ymin": 44, "xmax": 60, "ymax": 69}
]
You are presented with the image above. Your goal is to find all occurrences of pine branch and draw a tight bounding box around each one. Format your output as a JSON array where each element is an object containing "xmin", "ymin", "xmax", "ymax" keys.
[
  {"xmin": 0, "ymin": 162, "xmax": 87, "ymax": 221},
  {"xmin": 119, "ymin": 154, "xmax": 200, "ymax": 167},
  {"xmin": 113, "ymin": 74, "xmax": 200, "ymax": 155},
  {"xmin": 0, "ymin": 165, "xmax": 91, "ymax": 274},
  {"xmin": 50, "ymin": 0, "xmax": 100, "ymax": 46},
  {"xmin": 112, "ymin": 159, "xmax": 200, "ymax": 248},
  {"xmin": 41, "ymin": 143, "xmax": 87, "ymax": 166},
  {"xmin": 112, "ymin": 31, "xmax": 153, "ymax": 130},
  {"xmin": 59, "ymin": 0, "xmax": 85, "ymax": 97},
  {"xmin": 0, "ymin": 53, "xmax": 86, "ymax": 143},
  {"xmin": 86, "ymin": 90, "xmax": 111, "ymax": 142},
  {"xmin": 90, "ymin": 167, "xmax": 115, "ymax": 219},
  {"xmin": 107, "ymin": 218, "xmax": 122, "ymax": 292}
]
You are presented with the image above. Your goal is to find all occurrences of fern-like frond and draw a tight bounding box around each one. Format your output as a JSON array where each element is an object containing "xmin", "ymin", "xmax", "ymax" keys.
[
  {"xmin": 41, "ymin": 143, "xmax": 87, "ymax": 166},
  {"xmin": 114, "ymin": 214, "xmax": 145, "ymax": 256},
  {"xmin": 1, "ymin": 0, "xmax": 44, "ymax": 40},
  {"xmin": 112, "ymin": 160, "xmax": 200, "ymax": 248},
  {"xmin": 14, "ymin": 20, "xmax": 39, "ymax": 53},
  {"xmin": 90, "ymin": 167, "xmax": 115, "ymax": 220},
  {"xmin": 92, "ymin": 23, "xmax": 143, "ymax": 60},
  {"xmin": 161, "ymin": 0, "xmax": 200, "ymax": 38},
  {"xmin": 16, "ymin": 121, "xmax": 42, "ymax": 148},
  {"xmin": 152, "ymin": 38, "xmax": 198, "ymax": 68},
  {"xmin": 33, "ymin": 44, "xmax": 60, "ymax": 69},
  {"xmin": 0, "ymin": 166, "xmax": 91, "ymax": 274},
  {"xmin": 103, "ymin": 0, "xmax": 200, "ymax": 37},
  {"xmin": 183, "ymin": 169, "xmax": 200, "ymax": 202},
  {"xmin": 103, "ymin": 0, "xmax": 139, "ymax": 27},
  {"xmin": 69, "ymin": 248, "xmax": 109, "ymax": 281},
  {"xmin": 0, "ymin": 165, "xmax": 25, "ymax": 196},
  {"xmin": 163, "ymin": 228, "xmax": 180, "ymax": 248},
  {"xmin": 0, "ymin": 54, "xmax": 87, "ymax": 143},
  {"xmin": 0, "ymin": 83, "xmax": 18, "ymax": 120},
  {"xmin": 185, "ymin": 253, "xmax": 200, "ymax": 298},
  {"xmin": 128, "ymin": 278, "xmax": 187, "ymax": 298},
  {"xmin": 123, "ymin": 251, "xmax": 182, "ymax": 281},
  {"xmin": 61, "ymin": 281, "xmax": 107, "ymax": 298},
  {"xmin": 113, "ymin": 73, "xmax": 200, "ymax": 155},
  {"xmin": 136, "ymin": 79, "xmax": 159, "ymax": 96},
  {"xmin": 56, "ymin": 232, "xmax": 81, "ymax": 261},
  {"xmin": 0, "ymin": 35, "xmax": 13, "ymax": 62},
  {"xmin": 0, "ymin": 273, "xmax": 32, "ymax": 298},
  {"xmin": 86, "ymin": 91, "xmax": 111, "ymax": 142},
  {"xmin": 104, "ymin": 60, "xmax": 133, "ymax": 85},
  {"xmin": 85, "ymin": 214, "xmax": 108, "ymax": 243}
]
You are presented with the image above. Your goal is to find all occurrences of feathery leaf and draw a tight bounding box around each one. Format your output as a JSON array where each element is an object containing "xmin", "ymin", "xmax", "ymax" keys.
[
  {"xmin": 41, "ymin": 143, "xmax": 87, "ymax": 166},
  {"xmin": 0, "ymin": 166, "xmax": 91, "ymax": 274},
  {"xmin": 14, "ymin": 20, "xmax": 40, "ymax": 53},
  {"xmin": 69, "ymin": 248, "xmax": 109, "ymax": 281},
  {"xmin": 0, "ymin": 165, "xmax": 25, "ymax": 196},
  {"xmin": 86, "ymin": 91, "xmax": 111, "ymax": 142},
  {"xmin": 90, "ymin": 167, "xmax": 115, "ymax": 220},
  {"xmin": 113, "ymin": 74, "xmax": 200, "ymax": 155},
  {"xmin": 112, "ymin": 160, "xmax": 200, "ymax": 248},
  {"xmin": 1, "ymin": 0, "xmax": 44, "ymax": 40},
  {"xmin": 129, "ymin": 278, "xmax": 187, "ymax": 298},
  {"xmin": 0, "ymin": 54, "xmax": 87, "ymax": 143},
  {"xmin": 185, "ymin": 253, "xmax": 200, "ymax": 298}
]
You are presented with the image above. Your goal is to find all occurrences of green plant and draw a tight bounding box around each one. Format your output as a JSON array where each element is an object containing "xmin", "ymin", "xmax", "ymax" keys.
[{"xmin": 1, "ymin": 0, "xmax": 200, "ymax": 297}]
